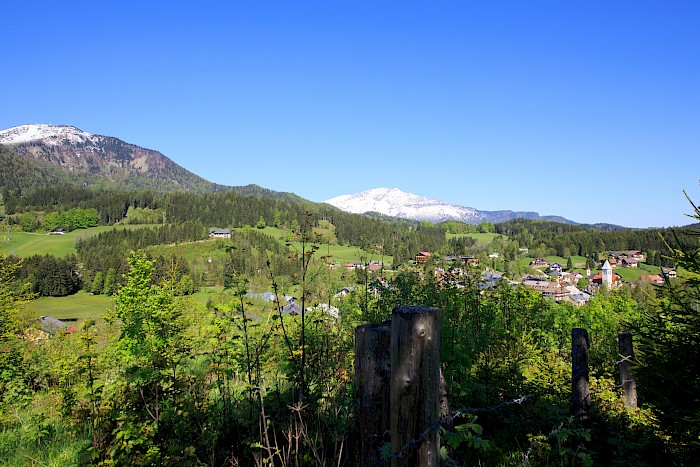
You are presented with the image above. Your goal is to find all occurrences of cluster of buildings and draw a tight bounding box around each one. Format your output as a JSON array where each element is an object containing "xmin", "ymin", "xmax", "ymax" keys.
[{"xmin": 409, "ymin": 249, "xmax": 677, "ymax": 306}]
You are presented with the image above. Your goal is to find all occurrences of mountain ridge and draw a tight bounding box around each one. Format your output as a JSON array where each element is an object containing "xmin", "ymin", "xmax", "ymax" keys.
[
  {"xmin": 0, "ymin": 124, "xmax": 302, "ymax": 202},
  {"xmin": 325, "ymin": 187, "xmax": 576, "ymax": 225}
]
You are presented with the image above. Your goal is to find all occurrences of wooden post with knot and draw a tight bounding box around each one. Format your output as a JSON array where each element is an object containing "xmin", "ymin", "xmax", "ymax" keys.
[
  {"xmin": 572, "ymin": 328, "xmax": 590, "ymax": 423},
  {"xmin": 354, "ymin": 321, "xmax": 392, "ymax": 466},
  {"xmin": 390, "ymin": 306, "xmax": 441, "ymax": 467},
  {"xmin": 617, "ymin": 331, "xmax": 637, "ymax": 409}
]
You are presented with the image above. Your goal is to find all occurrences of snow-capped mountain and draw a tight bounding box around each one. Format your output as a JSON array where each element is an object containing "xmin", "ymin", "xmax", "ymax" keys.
[
  {"xmin": 0, "ymin": 124, "xmax": 97, "ymax": 145},
  {"xmin": 325, "ymin": 188, "xmax": 574, "ymax": 225},
  {"xmin": 0, "ymin": 123, "xmax": 211, "ymax": 191}
]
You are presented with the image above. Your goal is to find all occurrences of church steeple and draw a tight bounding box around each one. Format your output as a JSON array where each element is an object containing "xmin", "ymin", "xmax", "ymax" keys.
[{"xmin": 602, "ymin": 260, "xmax": 613, "ymax": 287}]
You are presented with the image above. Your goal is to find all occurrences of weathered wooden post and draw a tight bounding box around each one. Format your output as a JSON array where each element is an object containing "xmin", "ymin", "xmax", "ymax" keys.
[
  {"xmin": 617, "ymin": 331, "xmax": 638, "ymax": 409},
  {"xmin": 390, "ymin": 306, "xmax": 440, "ymax": 467},
  {"xmin": 355, "ymin": 321, "xmax": 392, "ymax": 466},
  {"xmin": 572, "ymin": 328, "xmax": 590, "ymax": 423}
]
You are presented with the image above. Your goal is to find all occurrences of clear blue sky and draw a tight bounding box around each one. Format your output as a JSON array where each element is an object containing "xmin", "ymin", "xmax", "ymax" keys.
[{"xmin": 2, "ymin": 1, "xmax": 699, "ymax": 228}]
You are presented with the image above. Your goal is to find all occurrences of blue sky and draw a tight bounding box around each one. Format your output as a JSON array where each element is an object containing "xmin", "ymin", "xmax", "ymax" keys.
[{"xmin": 2, "ymin": 1, "xmax": 699, "ymax": 228}]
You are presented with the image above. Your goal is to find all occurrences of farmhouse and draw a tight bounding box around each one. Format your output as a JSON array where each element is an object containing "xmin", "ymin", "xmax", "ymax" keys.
[
  {"xmin": 345, "ymin": 261, "xmax": 364, "ymax": 270},
  {"xmin": 628, "ymin": 250, "xmax": 644, "ymax": 261},
  {"xmin": 209, "ymin": 228, "xmax": 231, "ymax": 239},
  {"xmin": 530, "ymin": 258, "xmax": 547, "ymax": 267},
  {"xmin": 660, "ymin": 267, "xmax": 676, "ymax": 279},
  {"xmin": 415, "ymin": 252, "xmax": 431, "ymax": 264}
]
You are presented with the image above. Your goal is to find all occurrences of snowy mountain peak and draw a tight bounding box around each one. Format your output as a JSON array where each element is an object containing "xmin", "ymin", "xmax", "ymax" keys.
[
  {"xmin": 325, "ymin": 188, "xmax": 575, "ymax": 225},
  {"xmin": 0, "ymin": 124, "xmax": 96, "ymax": 145},
  {"xmin": 325, "ymin": 188, "xmax": 481, "ymax": 223}
]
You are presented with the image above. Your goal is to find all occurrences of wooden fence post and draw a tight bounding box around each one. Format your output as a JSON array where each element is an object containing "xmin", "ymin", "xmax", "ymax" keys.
[
  {"xmin": 572, "ymin": 328, "xmax": 590, "ymax": 423},
  {"xmin": 390, "ymin": 306, "xmax": 440, "ymax": 467},
  {"xmin": 355, "ymin": 321, "xmax": 392, "ymax": 466},
  {"xmin": 617, "ymin": 332, "xmax": 637, "ymax": 409}
]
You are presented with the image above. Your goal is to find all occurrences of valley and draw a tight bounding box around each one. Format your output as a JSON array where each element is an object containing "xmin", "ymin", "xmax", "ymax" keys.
[{"xmin": 0, "ymin": 125, "xmax": 698, "ymax": 466}]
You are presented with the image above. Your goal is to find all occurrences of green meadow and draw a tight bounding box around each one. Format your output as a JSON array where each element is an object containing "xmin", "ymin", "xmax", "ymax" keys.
[
  {"xmin": 2, "ymin": 224, "xmax": 160, "ymax": 258},
  {"xmin": 260, "ymin": 226, "xmax": 393, "ymax": 263},
  {"xmin": 27, "ymin": 290, "xmax": 114, "ymax": 321}
]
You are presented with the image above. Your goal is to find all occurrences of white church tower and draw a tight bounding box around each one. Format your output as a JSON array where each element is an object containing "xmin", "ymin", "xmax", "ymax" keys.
[{"xmin": 602, "ymin": 260, "xmax": 613, "ymax": 287}]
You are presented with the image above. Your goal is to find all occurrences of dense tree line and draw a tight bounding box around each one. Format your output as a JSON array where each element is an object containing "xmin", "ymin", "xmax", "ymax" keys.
[
  {"xmin": 12, "ymin": 254, "xmax": 81, "ymax": 297},
  {"xmin": 495, "ymin": 218, "xmax": 695, "ymax": 263},
  {"xmin": 76, "ymin": 222, "xmax": 208, "ymax": 290}
]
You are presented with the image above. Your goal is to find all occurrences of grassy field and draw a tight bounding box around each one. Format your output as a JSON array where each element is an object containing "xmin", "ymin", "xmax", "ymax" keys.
[
  {"xmin": 27, "ymin": 291, "xmax": 114, "ymax": 321},
  {"xmin": 244, "ymin": 227, "xmax": 393, "ymax": 265},
  {"xmin": 611, "ymin": 263, "xmax": 658, "ymax": 282},
  {"xmin": 148, "ymin": 227, "xmax": 392, "ymax": 266},
  {"xmin": 2, "ymin": 224, "xmax": 160, "ymax": 258}
]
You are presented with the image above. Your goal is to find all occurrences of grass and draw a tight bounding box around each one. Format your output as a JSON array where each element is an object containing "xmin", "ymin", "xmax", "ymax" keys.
[
  {"xmin": 191, "ymin": 286, "xmax": 228, "ymax": 305},
  {"xmin": 290, "ymin": 241, "xmax": 393, "ymax": 264},
  {"xmin": 148, "ymin": 226, "xmax": 393, "ymax": 266},
  {"xmin": 252, "ymin": 226, "xmax": 392, "ymax": 263},
  {"xmin": 2, "ymin": 224, "xmax": 160, "ymax": 258},
  {"xmin": 0, "ymin": 392, "xmax": 91, "ymax": 466},
  {"xmin": 611, "ymin": 262, "xmax": 659, "ymax": 282},
  {"xmin": 27, "ymin": 290, "xmax": 114, "ymax": 321}
]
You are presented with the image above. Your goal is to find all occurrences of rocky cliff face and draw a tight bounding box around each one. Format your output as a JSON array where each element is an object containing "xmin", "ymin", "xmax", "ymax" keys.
[{"xmin": 0, "ymin": 124, "xmax": 210, "ymax": 190}]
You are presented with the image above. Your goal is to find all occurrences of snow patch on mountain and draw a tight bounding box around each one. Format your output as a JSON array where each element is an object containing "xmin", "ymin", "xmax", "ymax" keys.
[
  {"xmin": 326, "ymin": 187, "xmax": 577, "ymax": 225},
  {"xmin": 0, "ymin": 124, "xmax": 99, "ymax": 145},
  {"xmin": 325, "ymin": 188, "xmax": 483, "ymax": 223}
]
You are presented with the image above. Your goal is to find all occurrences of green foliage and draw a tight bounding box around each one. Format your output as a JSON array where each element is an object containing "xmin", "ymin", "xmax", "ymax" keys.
[
  {"xmin": 102, "ymin": 268, "xmax": 116, "ymax": 296},
  {"xmin": 26, "ymin": 290, "xmax": 115, "ymax": 320},
  {"xmin": 0, "ymin": 256, "xmax": 35, "ymax": 414},
  {"xmin": 123, "ymin": 206, "xmax": 164, "ymax": 224},
  {"xmin": 15, "ymin": 254, "xmax": 81, "ymax": 297},
  {"xmin": 4, "ymin": 194, "xmax": 699, "ymax": 464},
  {"xmin": 91, "ymin": 270, "xmax": 104, "ymax": 295},
  {"xmin": 633, "ymin": 192, "xmax": 700, "ymax": 462},
  {"xmin": 42, "ymin": 208, "xmax": 99, "ymax": 232}
]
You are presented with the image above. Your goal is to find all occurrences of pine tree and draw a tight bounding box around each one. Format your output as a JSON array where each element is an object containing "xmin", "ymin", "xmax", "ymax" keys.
[
  {"xmin": 103, "ymin": 268, "xmax": 117, "ymax": 295},
  {"xmin": 634, "ymin": 192, "xmax": 700, "ymax": 462},
  {"xmin": 91, "ymin": 271, "xmax": 104, "ymax": 295}
]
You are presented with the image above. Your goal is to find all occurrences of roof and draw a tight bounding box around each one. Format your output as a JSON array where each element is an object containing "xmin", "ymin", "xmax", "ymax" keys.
[
  {"xmin": 601, "ymin": 260, "xmax": 612, "ymax": 270},
  {"xmin": 418, "ymin": 251, "xmax": 431, "ymax": 257},
  {"xmin": 281, "ymin": 302, "xmax": 304, "ymax": 315},
  {"xmin": 40, "ymin": 316, "xmax": 69, "ymax": 334}
]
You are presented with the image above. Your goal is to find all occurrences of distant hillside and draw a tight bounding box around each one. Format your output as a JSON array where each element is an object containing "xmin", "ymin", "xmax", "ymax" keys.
[
  {"xmin": 0, "ymin": 143, "xmax": 93, "ymax": 190},
  {"xmin": 0, "ymin": 124, "xmax": 300, "ymax": 202},
  {"xmin": 326, "ymin": 187, "xmax": 576, "ymax": 225}
]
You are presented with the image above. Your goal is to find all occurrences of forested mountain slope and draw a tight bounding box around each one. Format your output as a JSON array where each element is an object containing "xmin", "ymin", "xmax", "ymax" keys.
[{"xmin": 0, "ymin": 125, "xmax": 301, "ymax": 202}]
